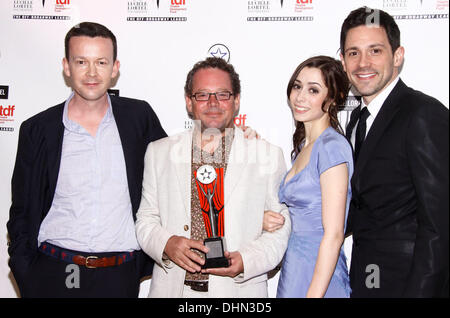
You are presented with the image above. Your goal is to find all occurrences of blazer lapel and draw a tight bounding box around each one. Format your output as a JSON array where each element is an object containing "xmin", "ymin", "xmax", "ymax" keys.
[
  {"xmin": 111, "ymin": 99, "xmax": 138, "ymax": 207},
  {"xmin": 172, "ymin": 130, "xmax": 193, "ymax": 217},
  {"xmin": 45, "ymin": 104, "xmax": 65, "ymax": 201},
  {"xmin": 354, "ymin": 80, "xmax": 408, "ymax": 181},
  {"xmin": 224, "ymin": 128, "xmax": 248, "ymax": 206}
]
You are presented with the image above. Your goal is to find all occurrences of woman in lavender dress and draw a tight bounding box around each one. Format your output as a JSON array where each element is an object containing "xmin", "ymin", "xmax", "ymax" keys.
[{"xmin": 265, "ymin": 56, "xmax": 353, "ymax": 297}]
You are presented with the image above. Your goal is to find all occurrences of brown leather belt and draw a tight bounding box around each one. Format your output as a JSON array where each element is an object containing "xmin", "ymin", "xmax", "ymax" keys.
[
  {"xmin": 72, "ymin": 255, "xmax": 127, "ymax": 268},
  {"xmin": 39, "ymin": 242, "xmax": 136, "ymax": 269},
  {"xmin": 184, "ymin": 280, "xmax": 209, "ymax": 292}
]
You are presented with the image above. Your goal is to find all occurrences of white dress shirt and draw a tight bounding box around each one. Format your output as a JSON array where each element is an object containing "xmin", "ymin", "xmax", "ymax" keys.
[{"xmin": 38, "ymin": 93, "xmax": 140, "ymax": 253}]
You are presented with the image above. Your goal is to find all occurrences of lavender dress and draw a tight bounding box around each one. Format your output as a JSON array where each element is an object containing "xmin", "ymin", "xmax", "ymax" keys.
[{"xmin": 277, "ymin": 127, "xmax": 353, "ymax": 298}]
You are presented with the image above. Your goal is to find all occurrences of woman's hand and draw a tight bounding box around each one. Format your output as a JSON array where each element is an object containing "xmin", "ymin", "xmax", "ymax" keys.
[{"xmin": 263, "ymin": 210, "xmax": 285, "ymax": 232}]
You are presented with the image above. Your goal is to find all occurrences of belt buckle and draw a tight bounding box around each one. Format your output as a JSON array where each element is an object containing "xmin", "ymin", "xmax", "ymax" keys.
[
  {"xmin": 85, "ymin": 255, "xmax": 98, "ymax": 269},
  {"xmin": 187, "ymin": 281, "xmax": 208, "ymax": 292}
]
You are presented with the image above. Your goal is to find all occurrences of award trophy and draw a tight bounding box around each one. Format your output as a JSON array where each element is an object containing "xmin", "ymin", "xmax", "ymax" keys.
[{"xmin": 195, "ymin": 164, "xmax": 229, "ymax": 269}]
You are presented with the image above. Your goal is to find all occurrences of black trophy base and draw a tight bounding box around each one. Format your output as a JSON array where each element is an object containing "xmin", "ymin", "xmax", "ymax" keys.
[
  {"xmin": 202, "ymin": 237, "xmax": 229, "ymax": 269},
  {"xmin": 203, "ymin": 257, "xmax": 230, "ymax": 269}
]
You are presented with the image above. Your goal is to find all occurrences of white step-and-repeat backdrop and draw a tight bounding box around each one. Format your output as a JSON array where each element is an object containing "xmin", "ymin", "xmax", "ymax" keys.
[{"xmin": 0, "ymin": 0, "xmax": 448, "ymax": 298}]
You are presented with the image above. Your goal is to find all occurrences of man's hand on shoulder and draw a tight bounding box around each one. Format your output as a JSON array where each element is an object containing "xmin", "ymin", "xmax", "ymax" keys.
[{"xmin": 236, "ymin": 125, "xmax": 261, "ymax": 140}]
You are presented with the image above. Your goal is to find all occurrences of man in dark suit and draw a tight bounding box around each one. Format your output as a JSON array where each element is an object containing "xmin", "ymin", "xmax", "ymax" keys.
[
  {"xmin": 7, "ymin": 22, "xmax": 167, "ymax": 297},
  {"xmin": 340, "ymin": 7, "xmax": 449, "ymax": 297}
]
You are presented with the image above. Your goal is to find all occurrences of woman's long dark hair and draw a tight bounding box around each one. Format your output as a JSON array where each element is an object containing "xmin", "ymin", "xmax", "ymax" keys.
[{"xmin": 287, "ymin": 56, "xmax": 349, "ymax": 159}]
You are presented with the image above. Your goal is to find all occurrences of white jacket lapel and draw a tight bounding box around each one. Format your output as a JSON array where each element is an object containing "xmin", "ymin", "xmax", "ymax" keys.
[
  {"xmin": 224, "ymin": 128, "xmax": 248, "ymax": 206},
  {"xmin": 170, "ymin": 130, "xmax": 193, "ymax": 218}
]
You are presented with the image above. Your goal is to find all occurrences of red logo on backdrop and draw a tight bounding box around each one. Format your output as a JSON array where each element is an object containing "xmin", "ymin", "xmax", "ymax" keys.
[
  {"xmin": 185, "ymin": 114, "xmax": 248, "ymax": 130},
  {"xmin": 55, "ymin": 0, "xmax": 70, "ymax": 12},
  {"xmin": 0, "ymin": 105, "xmax": 15, "ymax": 132},
  {"xmin": 170, "ymin": 0, "xmax": 187, "ymax": 13},
  {"xmin": 436, "ymin": 0, "xmax": 449, "ymax": 10},
  {"xmin": 233, "ymin": 114, "xmax": 247, "ymax": 127},
  {"xmin": 0, "ymin": 105, "xmax": 15, "ymax": 117},
  {"xmin": 295, "ymin": 0, "xmax": 313, "ymax": 12}
]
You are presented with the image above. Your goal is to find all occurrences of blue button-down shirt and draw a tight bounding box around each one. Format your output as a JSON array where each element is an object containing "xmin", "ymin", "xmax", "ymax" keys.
[{"xmin": 38, "ymin": 93, "xmax": 140, "ymax": 252}]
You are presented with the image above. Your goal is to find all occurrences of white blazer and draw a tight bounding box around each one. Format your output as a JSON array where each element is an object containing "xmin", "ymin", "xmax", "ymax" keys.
[{"xmin": 136, "ymin": 128, "xmax": 291, "ymax": 297}]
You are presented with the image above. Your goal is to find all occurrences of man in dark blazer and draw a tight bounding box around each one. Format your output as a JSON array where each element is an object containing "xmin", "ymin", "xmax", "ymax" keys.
[
  {"xmin": 340, "ymin": 7, "xmax": 449, "ymax": 297},
  {"xmin": 7, "ymin": 22, "xmax": 167, "ymax": 297}
]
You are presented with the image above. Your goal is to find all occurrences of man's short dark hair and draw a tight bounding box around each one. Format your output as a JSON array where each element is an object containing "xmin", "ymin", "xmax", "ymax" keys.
[
  {"xmin": 65, "ymin": 22, "xmax": 117, "ymax": 61},
  {"xmin": 340, "ymin": 7, "xmax": 401, "ymax": 54},
  {"xmin": 184, "ymin": 57, "xmax": 241, "ymax": 97}
]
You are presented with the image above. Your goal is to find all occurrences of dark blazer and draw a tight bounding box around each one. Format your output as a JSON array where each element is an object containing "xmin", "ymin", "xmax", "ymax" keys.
[
  {"xmin": 345, "ymin": 79, "xmax": 449, "ymax": 298},
  {"xmin": 7, "ymin": 95, "xmax": 167, "ymax": 296}
]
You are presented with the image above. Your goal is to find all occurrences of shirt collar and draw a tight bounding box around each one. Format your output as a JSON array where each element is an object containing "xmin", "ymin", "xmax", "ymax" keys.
[
  {"xmin": 362, "ymin": 76, "xmax": 400, "ymax": 119},
  {"xmin": 62, "ymin": 92, "xmax": 113, "ymax": 133}
]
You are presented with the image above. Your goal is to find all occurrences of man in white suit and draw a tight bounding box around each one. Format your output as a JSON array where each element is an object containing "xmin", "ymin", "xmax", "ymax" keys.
[{"xmin": 136, "ymin": 57, "xmax": 291, "ymax": 297}]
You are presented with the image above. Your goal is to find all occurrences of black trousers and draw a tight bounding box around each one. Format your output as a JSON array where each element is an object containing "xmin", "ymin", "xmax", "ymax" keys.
[
  {"xmin": 22, "ymin": 250, "xmax": 140, "ymax": 298},
  {"xmin": 350, "ymin": 239, "xmax": 415, "ymax": 298}
]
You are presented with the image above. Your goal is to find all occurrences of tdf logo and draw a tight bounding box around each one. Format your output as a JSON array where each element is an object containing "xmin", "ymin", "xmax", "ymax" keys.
[
  {"xmin": 42, "ymin": 0, "xmax": 70, "ymax": 6},
  {"xmin": 0, "ymin": 105, "xmax": 15, "ymax": 117}
]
